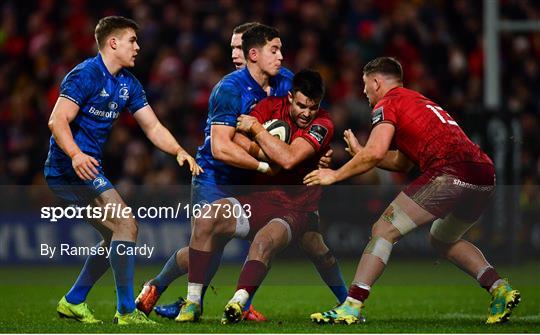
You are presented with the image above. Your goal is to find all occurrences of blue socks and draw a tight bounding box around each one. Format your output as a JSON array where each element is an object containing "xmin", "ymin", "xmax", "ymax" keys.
[
  {"xmin": 109, "ymin": 240, "xmax": 136, "ymax": 314},
  {"xmin": 152, "ymin": 251, "xmax": 187, "ymax": 294},
  {"xmin": 318, "ymin": 261, "xmax": 348, "ymax": 304},
  {"xmin": 65, "ymin": 241, "xmax": 110, "ymax": 304}
]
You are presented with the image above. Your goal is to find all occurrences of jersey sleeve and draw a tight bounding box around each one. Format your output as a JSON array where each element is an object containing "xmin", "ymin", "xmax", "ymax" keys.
[
  {"xmin": 59, "ymin": 66, "xmax": 93, "ymax": 106},
  {"xmin": 249, "ymin": 98, "xmax": 276, "ymax": 123},
  {"xmin": 208, "ymin": 81, "xmax": 241, "ymax": 127},
  {"xmin": 371, "ymin": 99, "xmax": 397, "ymax": 127},
  {"xmin": 126, "ymin": 77, "xmax": 149, "ymax": 114},
  {"xmin": 301, "ymin": 114, "xmax": 334, "ymax": 152}
]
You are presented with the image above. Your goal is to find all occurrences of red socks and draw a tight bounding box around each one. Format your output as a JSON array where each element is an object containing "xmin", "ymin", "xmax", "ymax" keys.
[{"xmin": 236, "ymin": 260, "xmax": 269, "ymax": 295}]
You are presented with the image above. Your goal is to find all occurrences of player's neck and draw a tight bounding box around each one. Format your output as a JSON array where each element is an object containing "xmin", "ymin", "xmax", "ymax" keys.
[
  {"xmin": 247, "ymin": 63, "xmax": 271, "ymax": 95},
  {"xmin": 100, "ymin": 52, "xmax": 122, "ymax": 76},
  {"xmin": 380, "ymin": 83, "xmax": 401, "ymax": 98}
]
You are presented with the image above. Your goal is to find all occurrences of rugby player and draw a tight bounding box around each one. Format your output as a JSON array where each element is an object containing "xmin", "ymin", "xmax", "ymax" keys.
[
  {"xmin": 176, "ymin": 69, "xmax": 334, "ymax": 324},
  {"xmin": 44, "ymin": 16, "xmax": 201, "ymax": 325},
  {"xmin": 304, "ymin": 57, "xmax": 520, "ymax": 325},
  {"xmin": 137, "ymin": 23, "xmax": 347, "ymax": 321}
]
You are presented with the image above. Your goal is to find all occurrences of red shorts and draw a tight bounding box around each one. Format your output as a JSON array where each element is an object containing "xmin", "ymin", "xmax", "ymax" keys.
[
  {"xmin": 235, "ymin": 193, "xmax": 318, "ymax": 241},
  {"xmin": 404, "ymin": 162, "xmax": 495, "ymax": 221}
]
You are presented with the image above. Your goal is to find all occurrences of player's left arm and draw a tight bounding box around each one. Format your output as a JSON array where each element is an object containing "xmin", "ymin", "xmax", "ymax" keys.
[
  {"xmin": 237, "ymin": 115, "xmax": 316, "ymax": 170},
  {"xmin": 304, "ymin": 123, "xmax": 394, "ymax": 185},
  {"xmin": 133, "ymin": 105, "xmax": 203, "ymax": 175}
]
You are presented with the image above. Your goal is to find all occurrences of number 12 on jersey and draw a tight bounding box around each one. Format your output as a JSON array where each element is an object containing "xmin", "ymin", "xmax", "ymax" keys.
[{"xmin": 426, "ymin": 104, "xmax": 458, "ymax": 126}]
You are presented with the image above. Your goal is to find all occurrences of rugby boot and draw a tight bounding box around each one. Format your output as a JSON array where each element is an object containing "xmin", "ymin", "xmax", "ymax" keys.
[
  {"xmin": 242, "ymin": 305, "xmax": 267, "ymax": 322},
  {"xmin": 486, "ymin": 280, "xmax": 521, "ymax": 324},
  {"xmin": 221, "ymin": 301, "xmax": 244, "ymax": 324},
  {"xmin": 57, "ymin": 296, "xmax": 102, "ymax": 324},
  {"xmin": 154, "ymin": 297, "xmax": 185, "ymax": 319},
  {"xmin": 135, "ymin": 281, "xmax": 160, "ymax": 315},
  {"xmin": 311, "ymin": 298, "xmax": 365, "ymax": 325},
  {"xmin": 113, "ymin": 308, "xmax": 156, "ymax": 325},
  {"xmin": 175, "ymin": 300, "xmax": 201, "ymax": 323}
]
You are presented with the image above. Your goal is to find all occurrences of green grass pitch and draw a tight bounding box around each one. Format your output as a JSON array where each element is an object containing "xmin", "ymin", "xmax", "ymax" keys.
[{"xmin": 1, "ymin": 260, "xmax": 539, "ymax": 333}]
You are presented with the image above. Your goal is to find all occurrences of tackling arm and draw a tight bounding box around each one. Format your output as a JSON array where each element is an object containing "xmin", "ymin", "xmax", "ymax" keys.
[
  {"xmin": 211, "ymin": 124, "xmax": 266, "ymax": 170},
  {"xmin": 232, "ymin": 131, "xmax": 269, "ymax": 161}
]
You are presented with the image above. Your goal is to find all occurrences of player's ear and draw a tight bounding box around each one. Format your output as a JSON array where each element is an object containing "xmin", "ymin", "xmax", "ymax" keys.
[
  {"xmin": 287, "ymin": 91, "xmax": 293, "ymax": 104},
  {"xmin": 109, "ymin": 36, "xmax": 117, "ymax": 50},
  {"xmin": 374, "ymin": 76, "xmax": 381, "ymax": 91},
  {"xmin": 248, "ymin": 48, "xmax": 258, "ymax": 62}
]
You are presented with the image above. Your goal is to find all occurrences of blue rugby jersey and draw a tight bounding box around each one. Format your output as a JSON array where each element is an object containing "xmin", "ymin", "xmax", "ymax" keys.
[
  {"xmin": 194, "ymin": 67, "xmax": 293, "ymax": 186},
  {"xmin": 45, "ymin": 53, "xmax": 148, "ymax": 168}
]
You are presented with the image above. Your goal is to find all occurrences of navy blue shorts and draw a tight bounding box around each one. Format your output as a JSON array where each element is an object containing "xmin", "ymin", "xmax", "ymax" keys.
[
  {"xmin": 190, "ymin": 178, "xmax": 230, "ymax": 206},
  {"xmin": 44, "ymin": 165, "xmax": 114, "ymax": 205}
]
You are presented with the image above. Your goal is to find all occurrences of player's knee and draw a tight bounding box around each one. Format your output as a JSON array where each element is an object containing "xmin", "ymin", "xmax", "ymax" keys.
[
  {"xmin": 250, "ymin": 233, "xmax": 276, "ymax": 262},
  {"xmin": 112, "ymin": 217, "xmax": 138, "ymax": 238},
  {"xmin": 176, "ymin": 247, "xmax": 189, "ymax": 270},
  {"xmin": 300, "ymin": 231, "xmax": 328, "ymax": 255},
  {"xmin": 429, "ymin": 233, "xmax": 453, "ymax": 254},
  {"xmin": 371, "ymin": 219, "xmax": 401, "ymax": 244},
  {"xmin": 192, "ymin": 216, "xmax": 217, "ymax": 241},
  {"xmin": 300, "ymin": 232, "xmax": 333, "ymax": 266}
]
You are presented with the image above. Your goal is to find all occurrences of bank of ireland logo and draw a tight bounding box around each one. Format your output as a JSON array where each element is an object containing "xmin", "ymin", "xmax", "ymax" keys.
[
  {"xmin": 93, "ymin": 177, "xmax": 106, "ymax": 189},
  {"xmin": 119, "ymin": 87, "xmax": 129, "ymax": 101},
  {"xmin": 108, "ymin": 101, "xmax": 118, "ymax": 111}
]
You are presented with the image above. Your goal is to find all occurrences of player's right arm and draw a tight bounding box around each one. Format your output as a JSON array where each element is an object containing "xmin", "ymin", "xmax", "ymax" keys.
[
  {"xmin": 211, "ymin": 124, "xmax": 276, "ymax": 174},
  {"xmin": 208, "ymin": 79, "xmax": 275, "ymax": 174},
  {"xmin": 48, "ymin": 97, "xmax": 99, "ymax": 180},
  {"xmin": 377, "ymin": 150, "xmax": 414, "ymax": 172},
  {"xmin": 344, "ymin": 129, "xmax": 412, "ymax": 172}
]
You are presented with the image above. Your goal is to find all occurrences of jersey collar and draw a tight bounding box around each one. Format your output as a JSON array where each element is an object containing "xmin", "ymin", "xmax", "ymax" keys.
[
  {"xmin": 95, "ymin": 53, "xmax": 119, "ymax": 81},
  {"xmin": 242, "ymin": 67, "xmax": 275, "ymax": 96}
]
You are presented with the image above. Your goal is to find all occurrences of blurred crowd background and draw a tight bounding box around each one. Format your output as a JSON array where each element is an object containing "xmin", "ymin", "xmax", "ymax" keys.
[
  {"xmin": 1, "ymin": 0, "xmax": 540, "ymax": 261},
  {"xmin": 1, "ymin": 0, "xmax": 540, "ymax": 195}
]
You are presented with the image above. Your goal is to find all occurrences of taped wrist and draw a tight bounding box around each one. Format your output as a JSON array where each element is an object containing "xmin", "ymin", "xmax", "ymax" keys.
[{"xmin": 256, "ymin": 161, "xmax": 270, "ymax": 173}]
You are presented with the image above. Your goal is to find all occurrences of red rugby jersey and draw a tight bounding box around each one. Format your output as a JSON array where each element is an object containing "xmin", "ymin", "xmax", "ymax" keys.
[
  {"xmin": 371, "ymin": 87, "xmax": 492, "ymax": 172},
  {"xmin": 249, "ymin": 96, "xmax": 334, "ymax": 211}
]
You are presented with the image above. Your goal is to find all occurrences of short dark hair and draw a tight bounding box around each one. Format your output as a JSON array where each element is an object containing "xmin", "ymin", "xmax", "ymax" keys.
[
  {"xmin": 241, "ymin": 24, "xmax": 280, "ymax": 60},
  {"xmin": 233, "ymin": 22, "xmax": 260, "ymax": 35},
  {"xmin": 292, "ymin": 69, "xmax": 325, "ymax": 102},
  {"xmin": 363, "ymin": 57, "xmax": 403, "ymax": 82},
  {"xmin": 95, "ymin": 16, "xmax": 139, "ymax": 50}
]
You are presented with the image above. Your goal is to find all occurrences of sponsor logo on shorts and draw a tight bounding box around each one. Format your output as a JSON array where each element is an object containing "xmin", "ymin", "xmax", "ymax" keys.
[
  {"xmin": 452, "ymin": 178, "xmax": 494, "ymax": 192},
  {"xmin": 93, "ymin": 177, "xmax": 107, "ymax": 189},
  {"xmin": 372, "ymin": 106, "xmax": 384, "ymax": 125},
  {"xmin": 308, "ymin": 124, "xmax": 328, "ymax": 145}
]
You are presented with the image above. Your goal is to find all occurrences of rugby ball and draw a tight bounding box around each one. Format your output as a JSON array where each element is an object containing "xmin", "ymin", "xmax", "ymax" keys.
[{"xmin": 262, "ymin": 119, "xmax": 291, "ymax": 143}]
